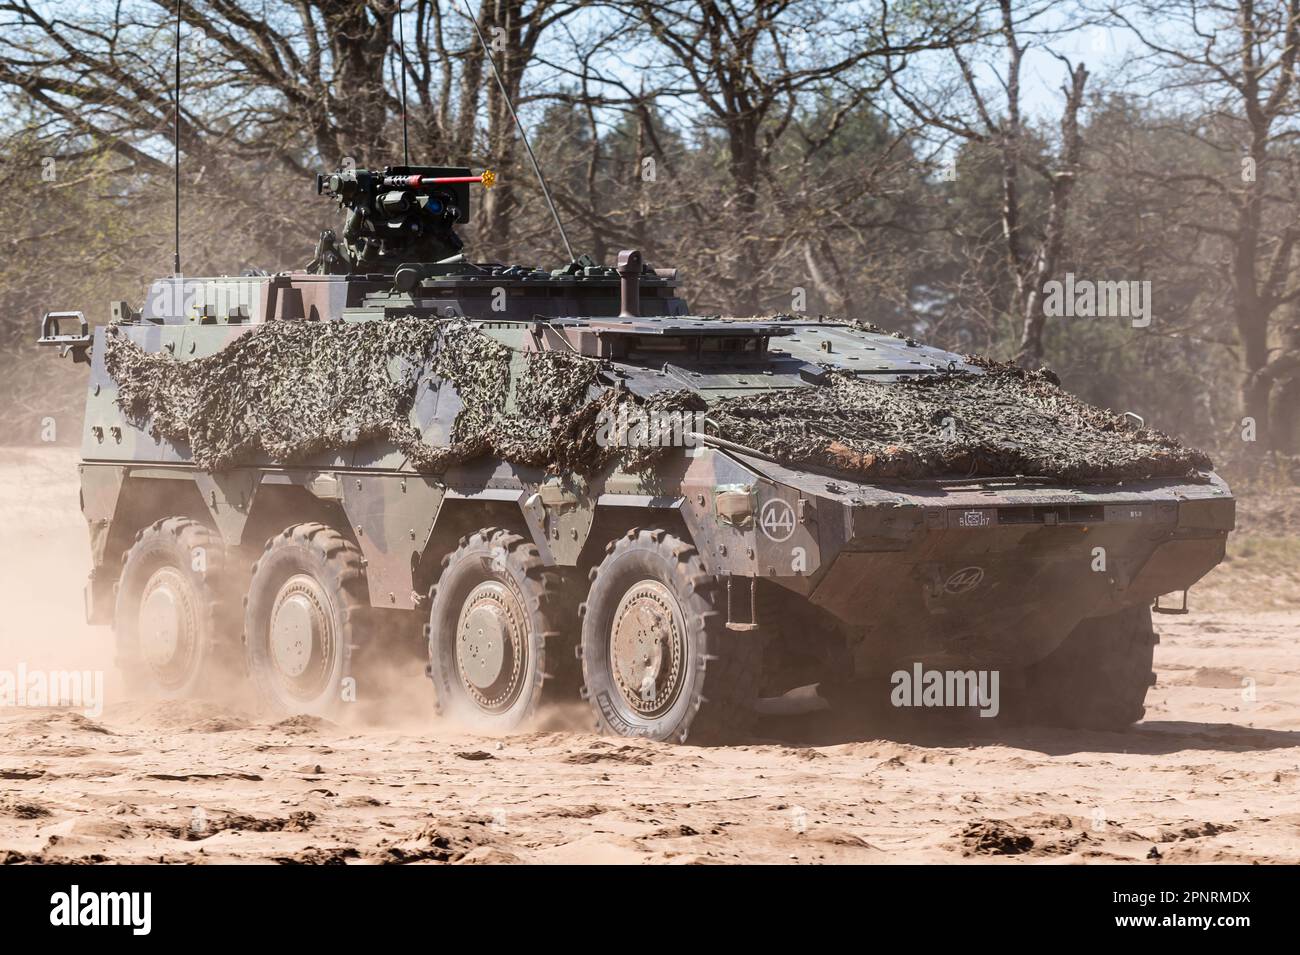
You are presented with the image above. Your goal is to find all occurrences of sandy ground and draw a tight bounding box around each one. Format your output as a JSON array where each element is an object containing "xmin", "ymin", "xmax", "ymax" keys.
[{"xmin": 0, "ymin": 446, "xmax": 1296, "ymax": 864}]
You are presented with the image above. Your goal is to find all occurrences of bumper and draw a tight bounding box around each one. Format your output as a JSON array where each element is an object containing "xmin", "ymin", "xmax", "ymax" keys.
[{"xmin": 681, "ymin": 448, "xmax": 1233, "ymax": 669}]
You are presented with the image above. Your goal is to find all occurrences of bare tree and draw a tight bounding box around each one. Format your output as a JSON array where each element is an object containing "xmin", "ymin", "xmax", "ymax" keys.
[
  {"xmin": 1109, "ymin": 0, "xmax": 1300, "ymax": 453},
  {"xmin": 889, "ymin": 0, "xmax": 1089, "ymax": 366},
  {"xmin": 0, "ymin": 1, "xmax": 406, "ymax": 174},
  {"xmin": 622, "ymin": 0, "xmax": 983, "ymax": 313},
  {"xmin": 459, "ymin": 0, "xmax": 581, "ymax": 257}
]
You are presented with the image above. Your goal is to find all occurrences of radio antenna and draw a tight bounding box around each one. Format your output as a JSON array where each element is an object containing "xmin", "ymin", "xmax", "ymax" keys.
[
  {"xmin": 458, "ymin": 0, "xmax": 574, "ymax": 262},
  {"xmin": 173, "ymin": 0, "xmax": 181, "ymax": 276},
  {"xmin": 396, "ymin": 1, "xmax": 409, "ymax": 165}
]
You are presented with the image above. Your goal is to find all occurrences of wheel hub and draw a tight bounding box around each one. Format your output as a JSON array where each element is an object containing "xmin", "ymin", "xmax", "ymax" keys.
[
  {"xmin": 138, "ymin": 566, "xmax": 198, "ymax": 681},
  {"xmin": 610, "ymin": 580, "xmax": 685, "ymax": 717},
  {"xmin": 456, "ymin": 581, "xmax": 526, "ymax": 713},
  {"xmin": 269, "ymin": 574, "xmax": 332, "ymax": 695}
]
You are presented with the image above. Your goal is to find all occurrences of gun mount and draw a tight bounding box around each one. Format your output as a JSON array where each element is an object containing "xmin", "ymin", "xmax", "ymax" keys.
[{"xmin": 308, "ymin": 165, "xmax": 494, "ymax": 275}]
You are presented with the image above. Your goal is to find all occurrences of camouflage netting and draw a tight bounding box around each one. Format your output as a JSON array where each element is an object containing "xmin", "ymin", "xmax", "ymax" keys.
[
  {"xmin": 104, "ymin": 317, "xmax": 1212, "ymax": 483},
  {"xmin": 705, "ymin": 360, "xmax": 1212, "ymax": 483},
  {"xmin": 103, "ymin": 317, "xmax": 692, "ymax": 475}
]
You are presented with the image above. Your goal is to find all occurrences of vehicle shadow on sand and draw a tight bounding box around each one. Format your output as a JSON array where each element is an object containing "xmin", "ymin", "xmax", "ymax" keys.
[{"xmin": 752, "ymin": 709, "xmax": 1300, "ymax": 756}]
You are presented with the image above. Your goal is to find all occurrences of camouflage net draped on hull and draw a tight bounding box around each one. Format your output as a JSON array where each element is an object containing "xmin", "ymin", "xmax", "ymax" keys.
[
  {"xmin": 104, "ymin": 318, "xmax": 1211, "ymax": 483},
  {"xmin": 705, "ymin": 362, "xmax": 1212, "ymax": 483},
  {"xmin": 103, "ymin": 317, "xmax": 691, "ymax": 475}
]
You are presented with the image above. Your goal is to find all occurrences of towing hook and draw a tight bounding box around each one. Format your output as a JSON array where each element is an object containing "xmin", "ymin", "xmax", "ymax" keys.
[{"xmin": 1152, "ymin": 590, "xmax": 1190, "ymax": 615}]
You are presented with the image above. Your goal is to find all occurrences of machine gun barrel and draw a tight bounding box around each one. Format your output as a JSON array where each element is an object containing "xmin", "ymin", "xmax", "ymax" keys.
[{"xmin": 382, "ymin": 170, "xmax": 495, "ymax": 190}]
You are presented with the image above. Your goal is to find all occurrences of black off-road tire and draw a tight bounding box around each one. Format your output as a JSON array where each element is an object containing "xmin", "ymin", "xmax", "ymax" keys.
[
  {"xmin": 243, "ymin": 523, "xmax": 370, "ymax": 716},
  {"xmin": 1024, "ymin": 605, "xmax": 1158, "ymax": 731},
  {"xmin": 579, "ymin": 528, "xmax": 762, "ymax": 744},
  {"xmin": 426, "ymin": 527, "xmax": 574, "ymax": 730},
  {"xmin": 115, "ymin": 517, "xmax": 240, "ymax": 697}
]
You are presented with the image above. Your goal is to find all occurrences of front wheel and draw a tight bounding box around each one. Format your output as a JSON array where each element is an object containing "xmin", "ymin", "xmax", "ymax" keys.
[
  {"xmin": 579, "ymin": 528, "xmax": 760, "ymax": 743},
  {"xmin": 1023, "ymin": 605, "xmax": 1158, "ymax": 730}
]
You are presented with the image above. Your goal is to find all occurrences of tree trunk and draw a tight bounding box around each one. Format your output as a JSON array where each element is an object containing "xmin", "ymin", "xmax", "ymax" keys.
[
  {"xmin": 727, "ymin": 114, "xmax": 762, "ymax": 314},
  {"xmin": 1017, "ymin": 63, "xmax": 1087, "ymax": 368},
  {"xmin": 1238, "ymin": 307, "xmax": 1273, "ymax": 451}
]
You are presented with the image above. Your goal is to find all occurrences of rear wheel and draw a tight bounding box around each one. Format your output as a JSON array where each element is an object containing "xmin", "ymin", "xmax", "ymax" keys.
[
  {"xmin": 243, "ymin": 523, "xmax": 369, "ymax": 715},
  {"xmin": 579, "ymin": 528, "xmax": 761, "ymax": 743},
  {"xmin": 115, "ymin": 517, "xmax": 239, "ymax": 696},
  {"xmin": 426, "ymin": 528, "xmax": 573, "ymax": 730},
  {"xmin": 1023, "ymin": 605, "xmax": 1158, "ymax": 730}
]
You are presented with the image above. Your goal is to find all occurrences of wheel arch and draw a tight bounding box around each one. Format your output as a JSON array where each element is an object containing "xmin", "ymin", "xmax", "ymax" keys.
[
  {"xmin": 94, "ymin": 473, "xmax": 209, "ymax": 579},
  {"xmin": 413, "ymin": 498, "xmax": 529, "ymax": 599},
  {"xmin": 242, "ymin": 484, "xmax": 351, "ymax": 556},
  {"xmin": 576, "ymin": 505, "xmax": 692, "ymax": 576}
]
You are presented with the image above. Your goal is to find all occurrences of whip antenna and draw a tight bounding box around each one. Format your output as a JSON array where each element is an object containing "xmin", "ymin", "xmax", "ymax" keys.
[
  {"xmin": 173, "ymin": 0, "xmax": 181, "ymax": 276},
  {"xmin": 459, "ymin": 0, "xmax": 574, "ymax": 262},
  {"xmin": 396, "ymin": 1, "xmax": 409, "ymax": 165}
]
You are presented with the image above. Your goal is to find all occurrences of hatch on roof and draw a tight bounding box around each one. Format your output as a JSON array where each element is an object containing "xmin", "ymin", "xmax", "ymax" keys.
[
  {"xmin": 533, "ymin": 315, "xmax": 790, "ymax": 360},
  {"xmin": 551, "ymin": 316, "xmax": 793, "ymax": 337}
]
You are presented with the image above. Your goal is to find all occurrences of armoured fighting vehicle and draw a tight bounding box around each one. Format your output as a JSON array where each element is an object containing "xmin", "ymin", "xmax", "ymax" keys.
[{"xmin": 40, "ymin": 164, "xmax": 1234, "ymax": 742}]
